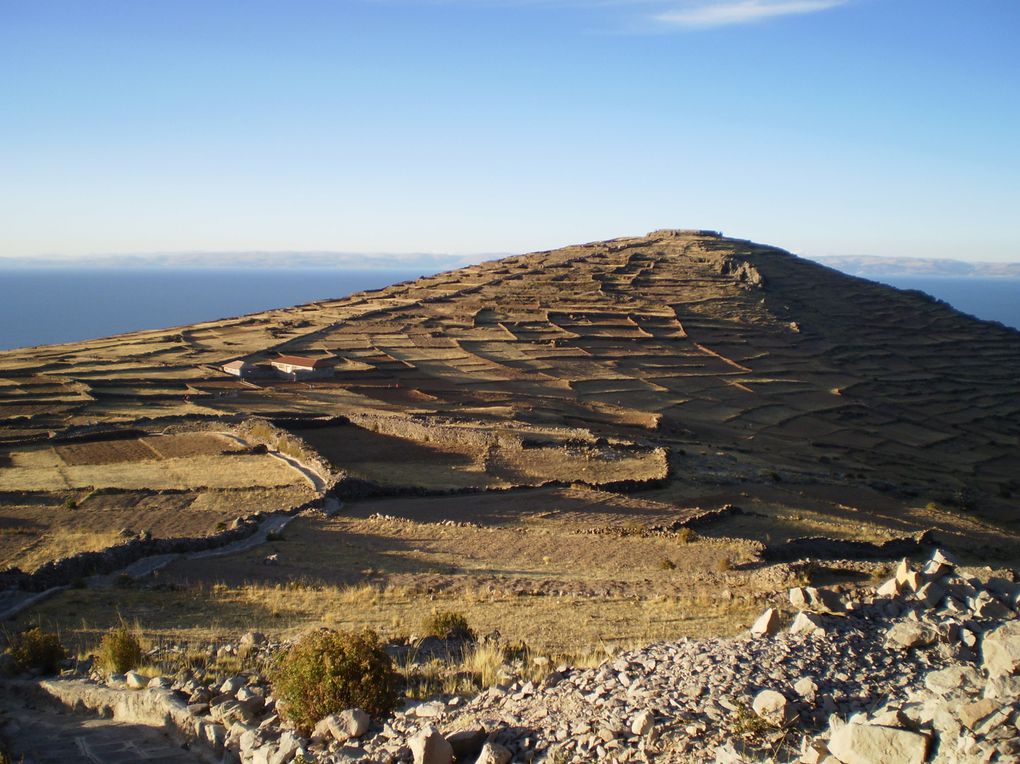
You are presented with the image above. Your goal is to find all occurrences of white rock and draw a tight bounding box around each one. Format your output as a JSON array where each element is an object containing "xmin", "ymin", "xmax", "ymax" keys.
[
  {"xmin": 930, "ymin": 548, "xmax": 959, "ymax": 567},
  {"xmin": 220, "ymin": 675, "xmax": 246, "ymax": 695},
  {"xmin": 409, "ymin": 725, "xmax": 453, "ymax": 764},
  {"xmin": 124, "ymin": 671, "xmax": 149, "ymax": 690},
  {"xmin": 790, "ymin": 612, "xmax": 826, "ymax": 636},
  {"xmin": 412, "ymin": 700, "xmax": 446, "ymax": 718},
  {"xmin": 982, "ymin": 621, "xmax": 1020, "ymax": 679},
  {"xmin": 913, "ymin": 581, "xmax": 945, "ymax": 609},
  {"xmin": 876, "ymin": 578, "xmax": 901, "ymax": 598},
  {"xmin": 474, "ymin": 742, "xmax": 511, "ymax": 764},
  {"xmin": 313, "ymin": 708, "xmax": 370, "ymax": 742},
  {"xmin": 828, "ymin": 723, "xmax": 928, "ymax": 764},
  {"xmin": 794, "ymin": 677, "xmax": 819, "ymax": 700},
  {"xmin": 631, "ymin": 709, "xmax": 655, "ymax": 736},
  {"xmin": 922, "ymin": 560, "xmax": 952, "ymax": 580},
  {"xmin": 268, "ymin": 731, "xmax": 301, "ymax": 764},
  {"xmin": 751, "ymin": 608, "xmax": 782, "ymax": 636},
  {"xmin": 752, "ymin": 689, "xmax": 792, "ymax": 727},
  {"xmin": 924, "ymin": 665, "xmax": 981, "ymax": 696},
  {"xmin": 885, "ymin": 622, "xmax": 936, "ymax": 649}
]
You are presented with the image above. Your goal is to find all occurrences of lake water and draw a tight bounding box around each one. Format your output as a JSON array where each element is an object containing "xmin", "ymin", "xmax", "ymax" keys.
[
  {"xmin": 0, "ymin": 269, "xmax": 1017, "ymax": 351},
  {"xmin": 0, "ymin": 268, "xmax": 431, "ymax": 350},
  {"xmin": 879, "ymin": 277, "xmax": 1020, "ymax": 331}
]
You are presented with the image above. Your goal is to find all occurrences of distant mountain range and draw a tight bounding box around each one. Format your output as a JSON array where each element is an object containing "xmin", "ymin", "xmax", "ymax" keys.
[
  {"xmin": 3, "ymin": 250, "xmax": 1017, "ymax": 279},
  {"xmin": 811, "ymin": 255, "xmax": 1020, "ymax": 278},
  {"xmin": 0, "ymin": 251, "xmax": 484, "ymax": 270}
]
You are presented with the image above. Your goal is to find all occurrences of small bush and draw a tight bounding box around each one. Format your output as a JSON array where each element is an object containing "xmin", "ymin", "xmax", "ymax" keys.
[
  {"xmin": 715, "ymin": 556, "xmax": 733, "ymax": 573},
  {"xmin": 98, "ymin": 625, "xmax": 144, "ymax": 673},
  {"xmin": 272, "ymin": 628, "xmax": 400, "ymax": 734},
  {"xmin": 9, "ymin": 627, "xmax": 67, "ymax": 674},
  {"xmin": 61, "ymin": 498, "xmax": 77, "ymax": 510},
  {"xmin": 422, "ymin": 610, "xmax": 476, "ymax": 641},
  {"xmin": 675, "ymin": 527, "xmax": 697, "ymax": 544},
  {"xmin": 658, "ymin": 557, "xmax": 677, "ymax": 570}
]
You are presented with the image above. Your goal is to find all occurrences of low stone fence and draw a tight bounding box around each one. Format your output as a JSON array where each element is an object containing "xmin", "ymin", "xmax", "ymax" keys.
[
  {"xmin": 762, "ymin": 529, "xmax": 938, "ymax": 562},
  {"xmin": 0, "ymin": 497, "xmax": 323, "ymax": 593}
]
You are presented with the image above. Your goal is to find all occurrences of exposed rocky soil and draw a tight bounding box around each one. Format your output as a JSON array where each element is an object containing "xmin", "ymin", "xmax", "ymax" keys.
[{"xmin": 9, "ymin": 548, "xmax": 1019, "ymax": 764}]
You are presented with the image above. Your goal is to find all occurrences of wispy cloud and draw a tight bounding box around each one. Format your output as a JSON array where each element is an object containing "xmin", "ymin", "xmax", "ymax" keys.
[{"xmin": 655, "ymin": 0, "xmax": 848, "ymax": 28}]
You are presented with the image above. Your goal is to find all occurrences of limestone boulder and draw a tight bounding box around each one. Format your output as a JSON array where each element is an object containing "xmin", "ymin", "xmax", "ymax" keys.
[
  {"xmin": 475, "ymin": 742, "xmax": 511, "ymax": 764},
  {"xmin": 750, "ymin": 608, "xmax": 781, "ymax": 636},
  {"xmin": 982, "ymin": 621, "xmax": 1020, "ymax": 679},
  {"xmin": 885, "ymin": 622, "xmax": 936, "ymax": 650},
  {"xmin": 751, "ymin": 689, "xmax": 792, "ymax": 727},
  {"xmin": 828, "ymin": 723, "xmax": 928, "ymax": 764},
  {"xmin": 790, "ymin": 612, "xmax": 826, "ymax": 636},
  {"xmin": 409, "ymin": 725, "xmax": 453, "ymax": 764},
  {"xmin": 313, "ymin": 708, "xmax": 370, "ymax": 742},
  {"xmin": 124, "ymin": 671, "xmax": 149, "ymax": 690}
]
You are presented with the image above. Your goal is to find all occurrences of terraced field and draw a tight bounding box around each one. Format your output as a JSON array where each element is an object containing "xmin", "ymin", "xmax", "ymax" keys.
[
  {"xmin": 3, "ymin": 230, "xmax": 1017, "ymax": 520},
  {"xmin": 4, "ymin": 228, "xmax": 1020, "ymax": 658}
]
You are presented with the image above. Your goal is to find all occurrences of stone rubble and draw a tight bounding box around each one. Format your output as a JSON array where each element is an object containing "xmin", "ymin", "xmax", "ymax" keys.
[{"xmin": 22, "ymin": 548, "xmax": 1020, "ymax": 763}]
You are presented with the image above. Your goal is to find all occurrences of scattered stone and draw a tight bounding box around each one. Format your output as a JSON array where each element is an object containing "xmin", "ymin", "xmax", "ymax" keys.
[
  {"xmin": 982, "ymin": 621, "xmax": 1020, "ymax": 678},
  {"xmin": 408, "ymin": 725, "xmax": 453, "ymax": 764},
  {"xmin": 885, "ymin": 622, "xmax": 936, "ymax": 650},
  {"xmin": 794, "ymin": 676, "xmax": 818, "ymax": 700},
  {"xmin": 313, "ymin": 708, "xmax": 370, "ymax": 742},
  {"xmin": 751, "ymin": 608, "xmax": 782, "ymax": 636},
  {"xmin": 827, "ymin": 722, "xmax": 928, "ymax": 764},
  {"xmin": 751, "ymin": 689, "xmax": 791, "ymax": 727},
  {"xmin": 474, "ymin": 741, "xmax": 511, "ymax": 764},
  {"xmin": 630, "ymin": 709, "xmax": 655, "ymax": 736},
  {"xmin": 790, "ymin": 611, "xmax": 826, "ymax": 636},
  {"xmin": 124, "ymin": 671, "xmax": 149, "ymax": 690},
  {"xmin": 924, "ymin": 665, "xmax": 981, "ymax": 696},
  {"xmin": 959, "ymin": 699, "xmax": 1001, "ymax": 731}
]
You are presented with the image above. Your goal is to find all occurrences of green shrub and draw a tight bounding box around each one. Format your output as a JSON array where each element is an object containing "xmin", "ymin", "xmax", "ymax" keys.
[
  {"xmin": 422, "ymin": 610, "xmax": 476, "ymax": 641},
  {"xmin": 61, "ymin": 498, "xmax": 77, "ymax": 510},
  {"xmin": 271, "ymin": 628, "xmax": 400, "ymax": 734},
  {"xmin": 98, "ymin": 625, "xmax": 144, "ymax": 673},
  {"xmin": 9, "ymin": 627, "xmax": 67, "ymax": 674}
]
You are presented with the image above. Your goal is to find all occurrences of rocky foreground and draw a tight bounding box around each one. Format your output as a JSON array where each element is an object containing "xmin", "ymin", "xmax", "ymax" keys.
[{"xmin": 11, "ymin": 549, "xmax": 1020, "ymax": 764}]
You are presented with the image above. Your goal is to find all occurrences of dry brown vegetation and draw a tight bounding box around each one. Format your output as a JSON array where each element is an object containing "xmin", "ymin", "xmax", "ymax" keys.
[{"xmin": 3, "ymin": 229, "xmax": 1020, "ymax": 661}]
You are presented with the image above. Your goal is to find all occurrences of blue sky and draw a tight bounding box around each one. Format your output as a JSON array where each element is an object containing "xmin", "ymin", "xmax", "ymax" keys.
[{"xmin": 2, "ymin": 0, "xmax": 1018, "ymax": 262}]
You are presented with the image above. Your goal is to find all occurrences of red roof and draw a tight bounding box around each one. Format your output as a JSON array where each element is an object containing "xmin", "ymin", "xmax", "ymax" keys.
[{"xmin": 272, "ymin": 355, "xmax": 332, "ymax": 369}]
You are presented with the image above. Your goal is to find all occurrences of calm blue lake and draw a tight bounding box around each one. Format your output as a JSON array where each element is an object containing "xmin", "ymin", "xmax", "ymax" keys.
[
  {"xmin": 0, "ymin": 269, "xmax": 1017, "ymax": 351},
  {"xmin": 0, "ymin": 268, "xmax": 430, "ymax": 350},
  {"xmin": 880, "ymin": 277, "xmax": 1020, "ymax": 331}
]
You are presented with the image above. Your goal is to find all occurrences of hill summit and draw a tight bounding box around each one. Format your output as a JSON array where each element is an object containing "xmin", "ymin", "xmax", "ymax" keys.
[{"xmin": 2, "ymin": 229, "xmax": 1018, "ymax": 525}]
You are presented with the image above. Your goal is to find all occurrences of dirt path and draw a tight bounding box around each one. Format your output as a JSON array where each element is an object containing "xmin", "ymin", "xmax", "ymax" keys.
[
  {"xmin": 218, "ymin": 431, "xmax": 327, "ymax": 491},
  {"xmin": 0, "ymin": 685, "xmax": 204, "ymax": 764}
]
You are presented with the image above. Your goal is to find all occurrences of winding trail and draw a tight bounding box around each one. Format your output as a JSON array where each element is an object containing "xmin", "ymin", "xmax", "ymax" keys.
[{"xmin": 1, "ymin": 434, "xmax": 338, "ymax": 619}]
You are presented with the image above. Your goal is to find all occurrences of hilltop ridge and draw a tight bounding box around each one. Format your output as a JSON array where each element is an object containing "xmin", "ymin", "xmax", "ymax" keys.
[{"xmin": 2, "ymin": 229, "xmax": 1018, "ymax": 525}]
